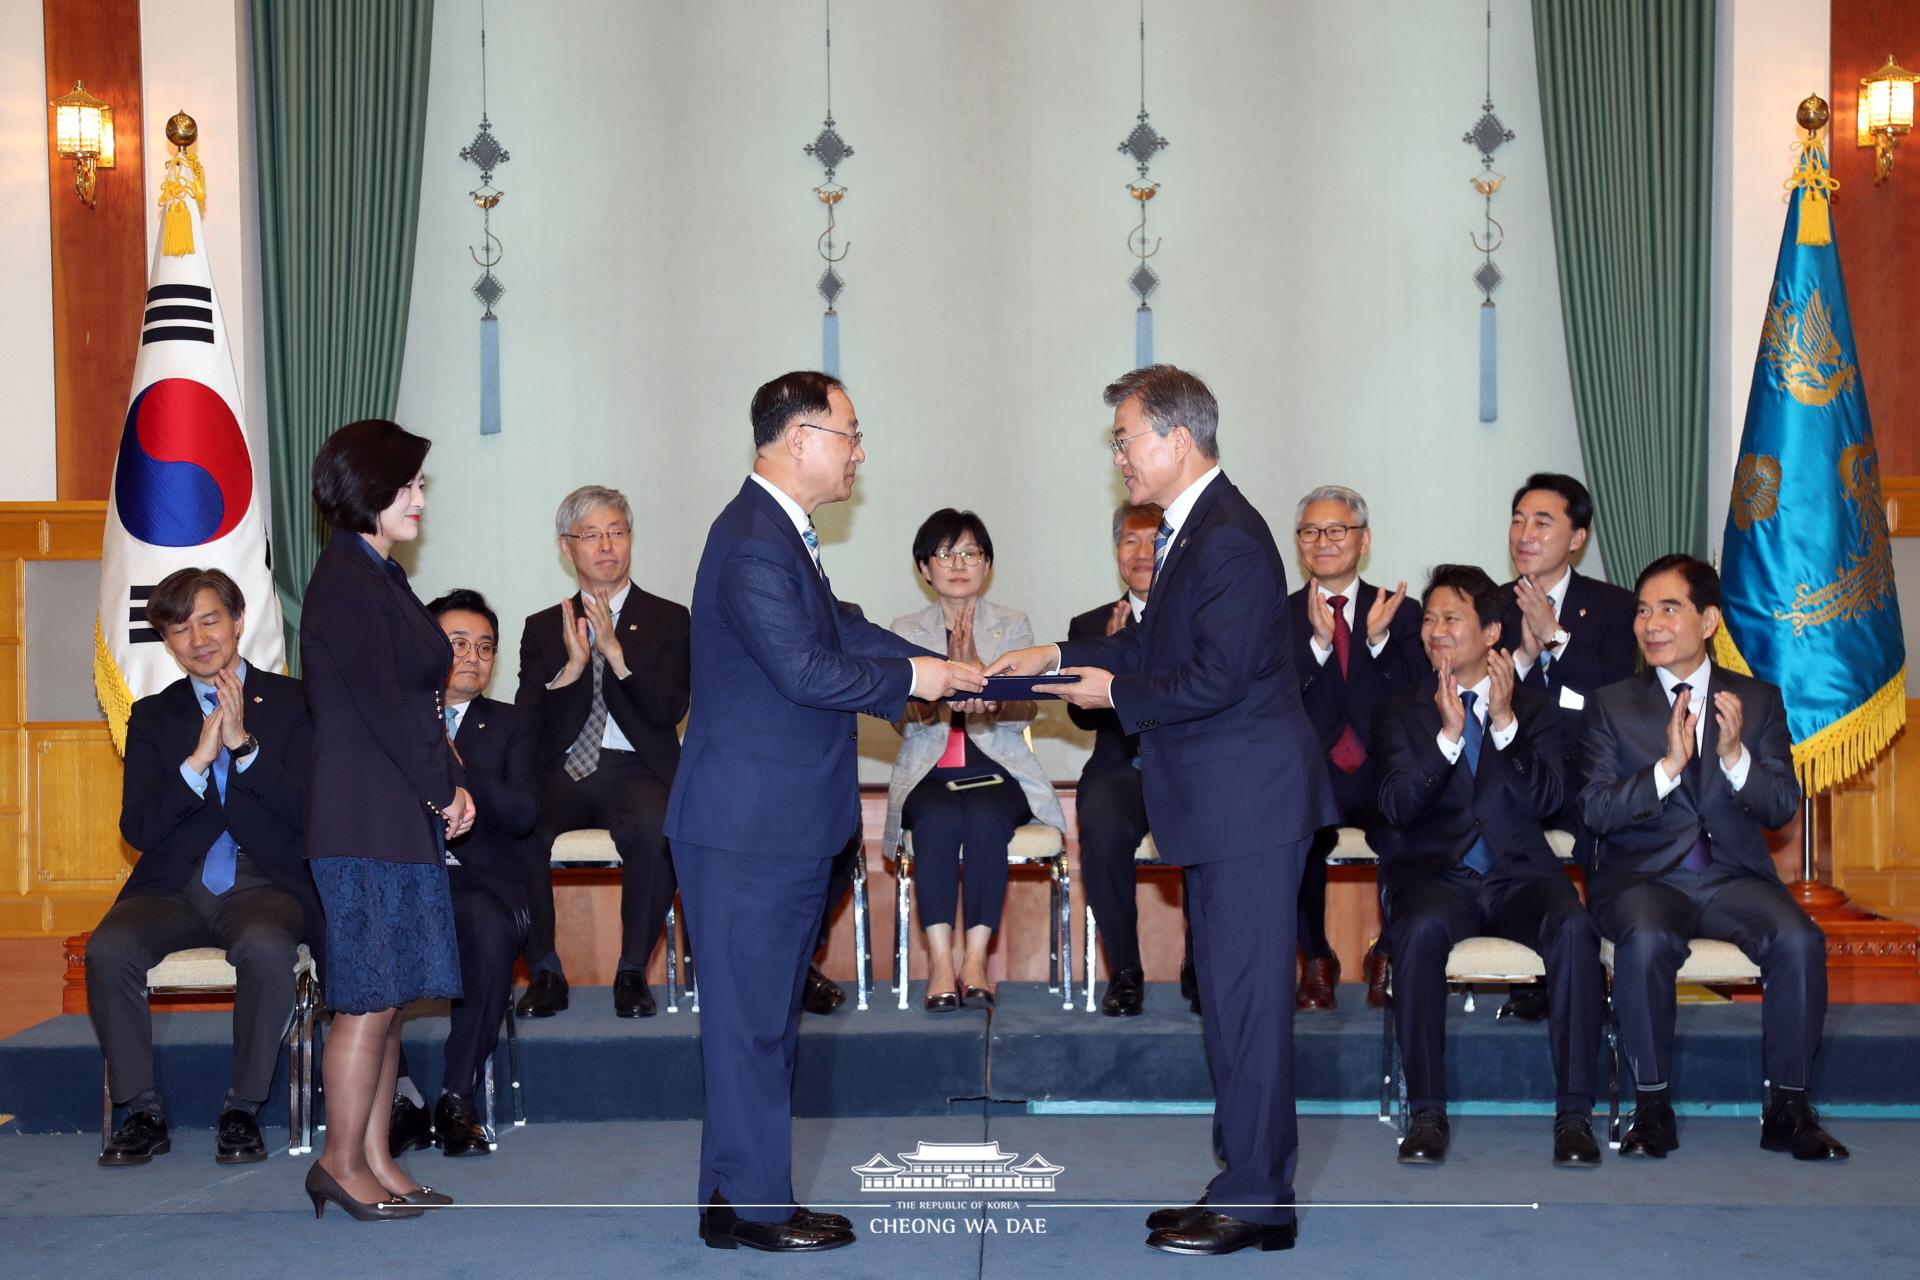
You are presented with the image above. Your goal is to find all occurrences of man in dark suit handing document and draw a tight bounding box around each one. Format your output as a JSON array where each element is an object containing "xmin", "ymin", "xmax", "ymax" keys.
[{"xmin": 993, "ymin": 365, "xmax": 1336, "ymax": 1255}]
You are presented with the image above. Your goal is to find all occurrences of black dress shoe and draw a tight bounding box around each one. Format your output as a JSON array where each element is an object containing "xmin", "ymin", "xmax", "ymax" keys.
[
  {"xmin": 1102, "ymin": 968, "xmax": 1145, "ymax": 1017},
  {"xmin": 1296, "ymin": 953, "xmax": 1340, "ymax": 1010},
  {"xmin": 515, "ymin": 970, "xmax": 569, "ymax": 1018},
  {"xmin": 1618, "ymin": 1090, "xmax": 1679, "ymax": 1158},
  {"xmin": 924, "ymin": 988, "xmax": 961, "ymax": 1012},
  {"xmin": 1552, "ymin": 1111, "xmax": 1601, "ymax": 1167},
  {"xmin": 802, "ymin": 964, "xmax": 846, "ymax": 1015},
  {"xmin": 1362, "ymin": 940, "xmax": 1390, "ymax": 1009},
  {"xmin": 1498, "ymin": 986, "xmax": 1551, "ymax": 1022},
  {"xmin": 1144, "ymin": 1201, "xmax": 1206, "ymax": 1231},
  {"xmin": 1179, "ymin": 960, "xmax": 1202, "ymax": 1014},
  {"xmin": 798, "ymin": 1208, "xmax": 853, "ymax": 1231},
  {"xmin": 215, "ymin": 1108, "xmax": 267, "ymax": 1164},
  {"xmin": 99, "ymin": 1111, "xmax": 171, "ymax": 1166},
  {"xmin": 614, "ymin": 971, "xmax": 656, "ymax": 1018},
  {"xmin": 388, "ymin": 1094, "xmax": 434, "ymax": 1158},
  {"xmin": 435, "ymin": 1091, "xmax": 491, "ymax": 1158},
  {"xmin": 1398, "ymin": 1108, "xmax": 1450, "ymax": 1164},
  {"xmin": 1146, "ymin": 1211, "xmax": 1296, "ymax": 1255},
  {"xmin": 1760, "ymin": 1090, "xmax": 1849, "ymax": 1161},
  {"xmin": 700, "ymin": 1192, "xmax": 854, "ymax": 1251}
]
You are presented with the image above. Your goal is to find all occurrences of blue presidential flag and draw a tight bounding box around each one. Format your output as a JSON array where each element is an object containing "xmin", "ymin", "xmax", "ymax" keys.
[
  {"xmin": 94, "ymin": 141, "xmax": 285, "ymax": 752},
  {"xmin": 1716, "ymin": 133, "xmax": 1905, "ymax": 793}
]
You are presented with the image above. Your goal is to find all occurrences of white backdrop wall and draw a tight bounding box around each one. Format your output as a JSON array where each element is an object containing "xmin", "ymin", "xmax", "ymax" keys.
[
  {"xmin": 392, "ymin": 0, "xmax": 1588, "ymax": 780},
  {"xmin": 0, "ymin": 0, "xmax": 57, "ymax": 500}
]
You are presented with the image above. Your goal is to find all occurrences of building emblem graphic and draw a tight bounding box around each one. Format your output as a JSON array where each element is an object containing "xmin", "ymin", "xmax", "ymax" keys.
[{"xmin": 852, "ymin": 1141, "xmax": 1064, "ymax": 1193}]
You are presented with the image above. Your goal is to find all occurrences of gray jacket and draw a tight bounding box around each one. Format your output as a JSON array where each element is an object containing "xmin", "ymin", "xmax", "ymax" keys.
[{"xmin": 881, "ymin": 599, "xmax": 1067, "ymax": 858}]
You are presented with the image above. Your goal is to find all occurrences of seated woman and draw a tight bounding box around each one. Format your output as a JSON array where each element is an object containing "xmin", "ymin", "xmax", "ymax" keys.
[{"xmin": 884, "ymin": 509, "xmax": 1066, "ymax": 1012}]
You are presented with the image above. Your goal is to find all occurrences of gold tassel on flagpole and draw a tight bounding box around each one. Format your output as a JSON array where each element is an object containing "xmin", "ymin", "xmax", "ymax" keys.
[
  {"xmin": 157, "ymin": 110, "xmax": 206, "ymax": 258},
  {"xmin": 93, "ymin": 619, "xmax": 135, "ymax": 755},
  {"xmin": 1717, "ymin": 627, "xmax": 1907, "ymax": 793},
  {"xmin": 1788, "ymin": 95, "xmax": 1838, "ymax": 247}
]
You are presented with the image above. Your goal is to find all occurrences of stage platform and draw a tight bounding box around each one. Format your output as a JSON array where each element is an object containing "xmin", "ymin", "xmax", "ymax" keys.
[{"xmin": 6, "ymin": 982, "xmax": 1920, "ymax": 1134}]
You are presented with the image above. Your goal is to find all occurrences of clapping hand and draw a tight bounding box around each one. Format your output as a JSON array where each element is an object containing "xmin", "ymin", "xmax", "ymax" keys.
[
  {"xmin": 554, "ymin": 598, "xmax": 593, "ymax": 687},
  {"xmin": 581, "ymin": 591, "xmax": 630, "ymax": 678},
  {"xmin": 211, "ymin": 667, "xmax": 249, "ymax": 750},
  {"xmin": 1304, "ymin": 582, "xmax": 1337, "ymax": 651},
  {"xmin": 1661, "ymin": 687, "xmax": 1699, "ymax": 781},
  {"xmin": 1104, "ymin": 599, "xmax": 1132, "ymax": 637},
  {"xmin": 1365, "ymin": 581, "xmax": 1409, "ymax": 648},
  {"xmin": 1485, "ymin": 647, "xmax": 1517, "ymax": 733},
  {"xmin": 1435, "ymin": 656, "xmax": 1467, "ymax": 744},
  {"xmin": 1713, "ymin": 691, "xmax": 1745, "ymax": 768},
  {"xmin": 1513, "ymin": 577, "xmax": 1558, "ymax": 661}
]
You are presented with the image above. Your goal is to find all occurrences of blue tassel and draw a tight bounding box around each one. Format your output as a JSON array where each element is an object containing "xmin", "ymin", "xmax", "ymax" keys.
[
  {"xmin": 1135, "ymin": 305, "xmax": 1153, "ymax": 369},
  {"xmin": 1478, "ymin": 302, "xmax": 1497, "ymax": 423},
  {"xmin": 479, "ymin": 315, "xmax": 502, "ymax": 436},
  {"xmin": 822, "ymin": 310, "xmax": 840, "ymax": 376}
]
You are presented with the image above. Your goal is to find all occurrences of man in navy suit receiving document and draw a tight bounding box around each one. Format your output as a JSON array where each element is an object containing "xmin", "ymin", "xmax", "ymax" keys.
[
  {"xmin": 666, "ymin": 371, "xmax": 985, "ymax": 1252},
  {"xmin": 994, "ymin": 365, "xmax": 1336, "ymax": 1256}
]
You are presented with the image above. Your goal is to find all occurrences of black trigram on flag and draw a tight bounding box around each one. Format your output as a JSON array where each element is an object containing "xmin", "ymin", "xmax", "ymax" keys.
[
  {"xmin": 128, "ymin": 584, "xmax": 162, "ymax": 643},
  {"xmin": 141, "ymin": 284, "xmax": 214, "ymax": 345}
]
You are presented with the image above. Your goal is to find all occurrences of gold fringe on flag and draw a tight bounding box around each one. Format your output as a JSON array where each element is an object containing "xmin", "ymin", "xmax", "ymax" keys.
[
  {"xmin": 1786, "ymin": 135, "xmax": 1838, "ymax": 247},
  {"xmin": 158, "ymin": 149, "xmax": 206, "ymax": 258},
  {"xmin": 93, "ymin": 618, "xmax": 135, "ymax": 756},
  {"xmin": 1716, "ymin": 626, "xmax": 1907, "ymax": 793}
]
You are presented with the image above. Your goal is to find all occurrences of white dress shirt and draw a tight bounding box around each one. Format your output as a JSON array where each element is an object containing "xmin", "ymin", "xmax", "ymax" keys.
[
  {"xmin": 1511, "ymin": 566, "xmax": 1572, "ymax": 681},
  {"xmin": 1434, "ymin": 672, "xmax": 1520, "ymax": 763},
  {"xmin": 1306, "ymin": 577, "xmax": 1392, "ymax": 666},
  {"xmin": 750, "ymin": 472, "xmax": 821, "ymax": 572},
  {"xmin": 1653, "ymin": 657, "xmax": 1751, "ymax": 796},
  {"xmin": 1127, "ymin": 591, "xmax": 1146, "ymax": 623},
  {"xmin": 179, "ymin": 659, "xmax": 259, "ymax": 795}
]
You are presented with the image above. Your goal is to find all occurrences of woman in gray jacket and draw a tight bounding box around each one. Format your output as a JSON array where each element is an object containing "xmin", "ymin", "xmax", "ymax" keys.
[{"xmin": 885, "ymin": 509, "xmax": 1067, "ymax": 1011}]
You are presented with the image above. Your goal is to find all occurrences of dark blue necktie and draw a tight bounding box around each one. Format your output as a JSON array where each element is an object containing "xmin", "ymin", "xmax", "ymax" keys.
[
  {"xmin": 200, "ymin": 690, "xmax": 238, "ymax": 895},
  {"xmin": 1459, "ymin": 690, "xmax": 1493, "ymax": 876},
  {"xmin": 1152, "ymin": 519, "xmax": 1174, "ymax": 578},
  {"xmin": 1671, "ymin": 681, "xmax": 1714, "ymax": 873}
]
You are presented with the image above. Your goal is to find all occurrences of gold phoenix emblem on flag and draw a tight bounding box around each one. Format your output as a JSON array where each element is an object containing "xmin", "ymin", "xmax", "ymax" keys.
[
  {"xmin": 1760, "ymin": 288, "xmax": 1858, "ymax": 407},
  {"xmin": 1732, "ymin": 453, "xmax": 1781, "ymax": 530},
  {"xmin": 1775, "ymin": 444, "xmax": 1896, "ymax": 634}
]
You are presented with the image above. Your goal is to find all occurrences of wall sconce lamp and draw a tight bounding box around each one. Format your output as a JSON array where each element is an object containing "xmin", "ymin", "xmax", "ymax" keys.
[
  {"xmin": 49, "ymin": 80, "xmax": 114, "ymax": 207},
  {"xmin": 1856, "ymin": 55, "xmax": 1917, "ymax": 184}
]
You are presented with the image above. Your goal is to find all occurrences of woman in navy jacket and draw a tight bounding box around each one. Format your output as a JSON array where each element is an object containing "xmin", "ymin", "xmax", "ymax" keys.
[{"xmin": 300, "ymin": 419, "xmax": 474, "ymax": 1221}]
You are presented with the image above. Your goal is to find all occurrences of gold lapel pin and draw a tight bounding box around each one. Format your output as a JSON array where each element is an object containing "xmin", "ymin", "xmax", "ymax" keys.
[
  {"xmin": 1578, "ymin": 608, "xmax": 1588, "ymax": 618},
  {"xmin": 252, "ymin": 696, "xmax": 264, "ymax": 704},
  {"xmin": 477, "ymin": 722, "xmax": 486, "ymax": 730},
  {"xmin": 627, "ymin": 623, "xmax": 637, "ymax": 631}
]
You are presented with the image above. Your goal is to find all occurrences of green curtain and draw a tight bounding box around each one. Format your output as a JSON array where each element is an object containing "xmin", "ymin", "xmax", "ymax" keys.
[
  {"xmin": 253, "ymin": 0, "xmax": 435, "ymax": 644},
  {"xmin": 1532, "ymin": 0, "xmax": 1714, "ymax": 579}
]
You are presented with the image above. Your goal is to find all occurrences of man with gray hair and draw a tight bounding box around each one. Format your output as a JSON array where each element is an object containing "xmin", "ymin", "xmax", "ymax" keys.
[
  {"xmin": 1287, "ymin": 484, "xmax": 1422, "ymax": 1009},
  {"xmin": 513, "ymin": 485, "xmax": 691, "ymax": 1018}
]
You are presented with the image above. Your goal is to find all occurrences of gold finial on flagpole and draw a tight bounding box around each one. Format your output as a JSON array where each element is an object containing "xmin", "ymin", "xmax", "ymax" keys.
[
  {"xmin": 158, "ymin": 109, "xmax": 206, "ymax": 256},
  {"xmin": 1797, "ymin": 94, "xmax": 1831, "ymax": 134},
  {"xmin": 165, "ymin": 110, "xmax": 197, "ymax": 150}
]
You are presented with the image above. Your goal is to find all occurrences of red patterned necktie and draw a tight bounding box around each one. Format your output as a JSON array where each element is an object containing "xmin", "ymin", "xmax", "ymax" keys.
[{"xmin": 1327, "ymin": 594, "xmax": 1367, "ymax": 773}]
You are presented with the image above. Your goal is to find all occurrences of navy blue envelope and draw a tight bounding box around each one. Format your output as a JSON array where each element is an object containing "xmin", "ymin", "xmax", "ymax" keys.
[{"xmin": 942, "ymin": 674, "xmax": 1083, "ymax": 702}]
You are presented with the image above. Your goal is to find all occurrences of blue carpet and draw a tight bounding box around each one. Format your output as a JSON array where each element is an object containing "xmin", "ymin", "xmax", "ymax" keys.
[{"xmin": 0, "ymin": 1114, "xmax": 1910, "ymax": 1278}]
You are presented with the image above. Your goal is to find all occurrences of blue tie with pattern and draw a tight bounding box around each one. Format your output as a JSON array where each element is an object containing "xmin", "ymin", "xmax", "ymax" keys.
[
  {"xmin": 200, "ymin": 690, "xmax": 238, "ymax": 895},
  {"xmin": 1152, "ymin": 519, "xmax": 1174, "ymax": 578},
  {"xmin": 802, "ymin": 520, "xmax": 825, "ymax": 575},
  {"xmin": 1458, "ymin": 690, "xmax": 1493, "ymax": 876},
  {"xmin": 445, "ymin": 705, "xmax": 459, "ymax": 735}
]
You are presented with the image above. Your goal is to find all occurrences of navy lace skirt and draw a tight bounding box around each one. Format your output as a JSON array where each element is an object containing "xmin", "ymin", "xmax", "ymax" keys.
[{"xmin": 310, "ymin": 856, "xmax": 463, "ymax": 1013}]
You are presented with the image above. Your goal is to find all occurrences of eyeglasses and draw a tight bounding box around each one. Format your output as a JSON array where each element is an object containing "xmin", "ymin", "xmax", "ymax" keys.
[
  {"xmin": 800, "ymin": 421, "xmax": 864, "ymax": 446},
  {"xmin": 931, "ymin": 548, "xmax": 987, "ymax": 568},
  {"xmin": 1295, "ymin": 523, "xmax": 1365, "ymax": 544},
  {"xmin": 561, "ymin": 526, "xmax": 631, "ymax": 546},
  {"xmin": 448, "ymin": 636, "xmax": 496, "ymax": 659},
  {"xmin": 1107, "ymin": 427, "xmax": 1166, "ymax": 458}
]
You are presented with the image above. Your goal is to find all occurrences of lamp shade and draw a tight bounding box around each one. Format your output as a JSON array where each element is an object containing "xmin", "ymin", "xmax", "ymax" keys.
[
  {"xmin": 1863, "ymin": 56, "xmax": 1918, "ymax": 135},
  {"xmin": 50, "ymin": 80, "xmax": 108, "ymax": 157}
]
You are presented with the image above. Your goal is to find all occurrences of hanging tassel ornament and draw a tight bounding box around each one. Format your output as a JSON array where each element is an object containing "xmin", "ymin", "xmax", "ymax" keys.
[
  {"xmin": 804, "ymin": 2, "xmax": 852, "ymax": 377},
  {"xmin": 1789, "ymin": 94, "xmax": 1838, "ymax": 247},
  {"xmin": 1463, "ymin": 0, "xmax": 1515, "ymax": 424},
  {"xmin": 459, "ymin": 2, "xmax": 510, "ymax": 435},
  {"xmin": 157, "ymin": 111, "xmax": 206, "ymax": 258},
  {"xmin": 1118, "ymin": 1, "xmax": 1168, "ymax": 369}
]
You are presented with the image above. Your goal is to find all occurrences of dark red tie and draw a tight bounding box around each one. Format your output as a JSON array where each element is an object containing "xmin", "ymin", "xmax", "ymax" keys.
[{"xmin": 1328, "ymin": 594, "xmax": 1367, "ymax": 773}]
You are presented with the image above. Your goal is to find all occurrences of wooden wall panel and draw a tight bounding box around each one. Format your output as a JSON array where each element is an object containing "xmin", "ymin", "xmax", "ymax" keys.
[
  {"xmin": 29, "ymin": 726, "xmax": 131, "ymax": 891},
  {"xmin": 43, "ymin": 0, "xmax": 146, "ymax": 501},
  {"xmin": 1832, "ymin": 0, "xmax": 1920, "ymax": 482},
  {"xmin": 1830, "ymin": 704, "xmax": 1920, "ymax": 921}
]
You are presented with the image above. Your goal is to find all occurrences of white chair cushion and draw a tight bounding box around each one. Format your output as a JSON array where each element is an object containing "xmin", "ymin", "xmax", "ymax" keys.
[
  {"xmin": 1133, "ymin": 834, "xmax": 1160, "ymax": 862},
  {"xmin": 552, "ymin": 828, "xmax": 622, "ymax": 865},
  {"xmin": 1006, "ymin": 823, "xmax": 1065, "ymax": 862},
  {"xmin": 1545, "ymin": 829, "xmax": 1576, "ymax": 861},
  {"xmin": 1599, "ymin": 937, "xmax": 1762, "ymax": 984},
  {"xmin": 146, "ymin": 942, "xmax": 314, "ymax": 990},
  {"xmin": 1443, "ymin": 936, "xmax": 1547, "ymax": 981},
  {"xmin": 1330, "ymin": 826, "xmax": 1377, "ymax": 862}
]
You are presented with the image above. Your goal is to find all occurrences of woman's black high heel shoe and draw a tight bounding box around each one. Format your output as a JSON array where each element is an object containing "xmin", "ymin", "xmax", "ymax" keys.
[
  {"xmin": 392, "ymin": 1185, "xmax": 454, "ymax": 1206},
  {"xmin": 963, "ymin": 985, "xmax": 995, "ymax": 1009},
  {"xmin": 924, "ymin": 987, "xmax": 961, "ymax": 1012},
  {"xmin": 305, "ymin": 1163, "xmax": 424, "ymax": 1220}
]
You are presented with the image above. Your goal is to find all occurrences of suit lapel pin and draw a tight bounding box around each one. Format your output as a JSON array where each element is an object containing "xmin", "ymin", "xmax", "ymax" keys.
[
  {"xmin": 477, "ymin": 722, "xmax": 486, "ymax": 730},
  {"xmin": 627, "ymin": 623, "xmax": 637, "ymax": 631},
  {"xmin": 252, "ymin": 696, "xmax": 264, "ymax": 704}
]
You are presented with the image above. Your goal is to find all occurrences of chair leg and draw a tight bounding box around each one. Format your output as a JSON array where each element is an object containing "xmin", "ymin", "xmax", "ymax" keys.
[
  {"xmin": 1378, "ymin": 965, "xmax": 1395, "ymax": 1128},
  {"xmin": 853, "ymin": 849, "xmax": 871, "ymax": 1012},
  {"xmin": 100, "ymin": 1060, "xmax": 112, "ymax": 1156},
  {"xmin": 895, "ymin": 851, "xmax": 913, "ymax": 1011},
  {"xmin": 482, "ymin": 1052, "xmax": 500, "ymax": 1150},
  {"xmin": 1606, "ymin": 994, "xmax": 1623, "ymax": 1148},
  {"xmin": 1046, "ymin": 872, "xmax": 1060, "ymax": 994},
  {"xmin": 505, "ymin": 994, "xmax": 526, "ymax": 1126},
  {"xmin": 1056, "ymin": 860, "xmax": 1073, "ymax": 1011},
  {"xmin": 286, "ymin": 996, "xmax": 300, "ymax": 1155},
  {"xmin": 665, "ymin": 900, "xmax": 680, "ymax": 1014},
  {"xmin": 299, "ymin": 983, "xmax": 318, "ymax": 1154},
  {"xmin": 1084, "ymin": 907, "xmax": 1098, "ymax": 1013}
]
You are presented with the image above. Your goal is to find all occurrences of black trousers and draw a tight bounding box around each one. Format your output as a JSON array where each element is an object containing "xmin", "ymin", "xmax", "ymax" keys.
[
  {"xmin": 87, "ymin": 881, "xmax": 304, "ymax": 1107},
  {"xmin": 813, "ymin": 831, "xmax": 861, "ymax": 956},
  {"xmin": 1385, "ymin": 866, "xmax": 1603, "ymax": 1113},
  {"xmin": 443, "ymin": 873, "xmax": 526, "ymax": 1097},
  {"xmin": 1593, "ymin": 869, "xmax": 1826, "ymax": 1090},
  {"xmin": 525, "ymin": 751, "xmax": 673, "ymax": 976},
  {"xmin": 902, "ymin": 770, "xmax": 1031, "ymax": 934},
  {"xmin": 1076, "ymin": 763, "xmax": 1154, "ymax": 975},
  {"xmin": 1300, "ymin": 766, "xmax": 1375, "ymax": 961}
]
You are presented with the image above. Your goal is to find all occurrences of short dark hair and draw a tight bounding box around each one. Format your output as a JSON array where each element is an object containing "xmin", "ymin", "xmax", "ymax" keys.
[
  {"xmin": 1421, "ymin": 563, "xmax": 1504, "ymax": 629},
  {"xmin": 912, "ymin": 508, "xmax": 994, "ymax": 568},
  {"xmin": 311, "ymin": 419, "xmax": 432, "ymax": 533},
  {"xmin": 1103, "ymin": 364, "xmax": 1220, "ymax": 460},
  {"xmin": 1510, "ymin": 472, "xmax": 1595, "ymax": 532},
  {"xmin": 1635, "ymin": 554, "xmax": 1721, "ymax": 612},
  {"xmin": 147, "ymin": 567, "xmax": 244, "ymax": 630},
  {"xmin": 750, "ymin": 370, "xmax": 845, "ymax": 448},
  {"xmin": 426, "ymin": 587, "xmax": 499, "ymax": 639}
]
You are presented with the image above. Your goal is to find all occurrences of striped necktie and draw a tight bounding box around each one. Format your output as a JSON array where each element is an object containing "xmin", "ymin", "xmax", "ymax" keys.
[
  {"xmin": 1152, "ymin": 519, "xmax": 1174, "ymax": 578},
  {"xmin": 199, "ymin": 690, "xmax": 238, "ymax": 894},
  {"xmin": 802, "ymin": 521, "xmax": 826, "ymax": 575}
]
